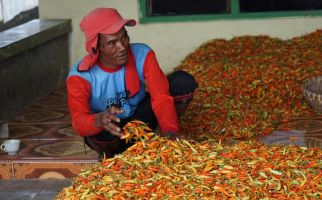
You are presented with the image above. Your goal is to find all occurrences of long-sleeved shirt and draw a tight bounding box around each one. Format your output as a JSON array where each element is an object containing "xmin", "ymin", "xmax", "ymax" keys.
[{"xmin": 66, "ymin": 43, "xmax": 178, "ymax": 137}]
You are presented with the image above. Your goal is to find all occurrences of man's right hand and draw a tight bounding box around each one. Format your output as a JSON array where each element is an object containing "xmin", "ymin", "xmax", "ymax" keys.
[{"xmin": 95, "ymin": 106, "xmax": 124, "ymax": 138}]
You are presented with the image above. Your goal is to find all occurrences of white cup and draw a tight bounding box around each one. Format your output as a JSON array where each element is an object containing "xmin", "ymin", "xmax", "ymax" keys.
[{"xmin": 1, "ymin": 139, "xmax": 21, "ymax": 155}]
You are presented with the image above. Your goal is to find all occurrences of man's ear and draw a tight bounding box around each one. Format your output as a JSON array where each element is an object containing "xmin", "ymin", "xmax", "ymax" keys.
[
  {"xmin": 93, "ymin": 34, "xmax": 100, "ymax": 54},
  {"xmin": 92, "ymin": 47, "xmax": 97, "ymax": 54}
]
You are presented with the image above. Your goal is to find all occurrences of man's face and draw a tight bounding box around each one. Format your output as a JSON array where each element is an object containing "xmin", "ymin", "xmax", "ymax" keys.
[{"xmin": 98, "ymin": 28, "xmax": 130, "ymax": 68}]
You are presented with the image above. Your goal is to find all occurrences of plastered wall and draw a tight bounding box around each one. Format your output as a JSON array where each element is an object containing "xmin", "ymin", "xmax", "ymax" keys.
[{"xmin": 39, "ymin": 0, "xmax": 322, "ymax": 73}]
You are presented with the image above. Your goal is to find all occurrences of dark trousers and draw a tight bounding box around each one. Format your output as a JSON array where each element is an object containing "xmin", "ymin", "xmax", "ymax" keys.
[
  {"xmin": 84, "ymin": 70, "xmax": 197, "ymax": 157},
  {"xmin": 84, "ymin": 93, "xmax": 157, "ymax": 157}
]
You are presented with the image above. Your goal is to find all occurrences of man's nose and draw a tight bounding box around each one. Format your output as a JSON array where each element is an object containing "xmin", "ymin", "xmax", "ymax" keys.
[{"xmin": 116, "ymin": 40, "xmax": 127, "ymax": 51}]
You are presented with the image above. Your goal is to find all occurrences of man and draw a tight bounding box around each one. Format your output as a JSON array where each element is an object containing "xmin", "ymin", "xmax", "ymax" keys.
[{"xmin": 67, "ymin": 8, "xmax": 198, "ymax": 157}]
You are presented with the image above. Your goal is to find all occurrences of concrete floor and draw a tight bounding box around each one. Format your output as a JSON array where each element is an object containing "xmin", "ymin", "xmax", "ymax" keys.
[{"xmin": 0, "ymin": 179, "xmax": 71, "ymax": 200}]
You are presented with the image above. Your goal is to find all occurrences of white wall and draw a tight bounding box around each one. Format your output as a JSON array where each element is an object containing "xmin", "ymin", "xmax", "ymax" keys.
[
  {"xmin": 39, "ymin": 0, "xmax": 322, "ymax": 73},
  {"xmin": 0, "ymin": 0, "xmax": 38, "ymax": 22}
]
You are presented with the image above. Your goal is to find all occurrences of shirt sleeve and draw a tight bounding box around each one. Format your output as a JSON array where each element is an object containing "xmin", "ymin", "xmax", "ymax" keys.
[
  {"xmin": 143, "ymin": 50, "xmax": 179, "ymax": 133},
  {"xmin": 66, "ymin": 76, "xmax": 103, "ymax": 137}
]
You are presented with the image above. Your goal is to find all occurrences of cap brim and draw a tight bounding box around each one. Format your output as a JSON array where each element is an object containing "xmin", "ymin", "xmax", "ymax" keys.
[{"xmin": 100, "ymin": 19, "xmax": 136, "ymax": 35}]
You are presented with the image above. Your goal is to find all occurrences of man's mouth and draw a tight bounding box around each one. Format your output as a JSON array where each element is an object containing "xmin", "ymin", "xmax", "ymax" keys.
[{"xmin": 117, "ymin": 54, "xmax": 128, "ymax": 60}]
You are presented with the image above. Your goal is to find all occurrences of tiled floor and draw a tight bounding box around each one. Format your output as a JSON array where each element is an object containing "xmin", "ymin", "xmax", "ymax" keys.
[
  {"xmin": 0, "ymin": 85, "xmax": 98, "ymax": 180},
  {"xmin": 259, "ymin": 116, "xmax": 322, "ymax": 148}
]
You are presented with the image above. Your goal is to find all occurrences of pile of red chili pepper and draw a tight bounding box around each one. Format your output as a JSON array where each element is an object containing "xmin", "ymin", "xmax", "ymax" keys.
[
  {"xmin": 176, "ymin": 30, "xmax": 322, "ymax": 140},
  {"xmin": 55, "ymin": 130, "xmax": 321, "ymax": 199},
  {"xmin": 55, "ymin": 31, "xmax": 322, "ymax": 199}
]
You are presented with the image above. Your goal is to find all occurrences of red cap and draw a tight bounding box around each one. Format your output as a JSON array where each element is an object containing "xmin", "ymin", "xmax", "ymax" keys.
[{"xmin": 78, "ymin": 8, "xmax": 136, "ymax": 71}]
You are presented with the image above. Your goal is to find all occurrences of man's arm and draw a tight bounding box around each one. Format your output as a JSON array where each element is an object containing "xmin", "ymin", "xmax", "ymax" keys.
[
  {"xmin": 143, "ymin": 50, "xmax": 179, "ymax": 134},
  {"xmin": 67, "ymin": 76, "xmax": 125, "ymax": 137},
  {"xmin": 66, "ymin": 76, "xmax": 103, "ymax": 136}
]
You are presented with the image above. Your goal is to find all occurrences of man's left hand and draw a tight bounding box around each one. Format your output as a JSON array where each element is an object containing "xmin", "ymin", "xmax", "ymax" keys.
[{"xmin": 163, "ymin": 131, "xmax": 182, "ymax": 140}]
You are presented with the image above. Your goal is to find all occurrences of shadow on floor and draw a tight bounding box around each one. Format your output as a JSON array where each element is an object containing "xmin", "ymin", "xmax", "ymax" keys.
[{"xmin": 0, "ymin": 179, "xmax": 71, "ymax": 200}]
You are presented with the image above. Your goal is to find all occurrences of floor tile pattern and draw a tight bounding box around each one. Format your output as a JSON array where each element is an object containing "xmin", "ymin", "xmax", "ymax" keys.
[
  {"xmin": 0, "ymin": 85, "xmax": 98, "ymax": 180},
  {"xmin": 258, "ymin": 116, "xmax": 322, "ymax": 148}
]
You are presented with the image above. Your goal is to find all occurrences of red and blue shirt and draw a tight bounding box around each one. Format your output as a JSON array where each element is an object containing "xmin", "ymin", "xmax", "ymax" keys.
[{"xmin": 67, "ymin": 43, "xmax": 178, "ymax": 136}]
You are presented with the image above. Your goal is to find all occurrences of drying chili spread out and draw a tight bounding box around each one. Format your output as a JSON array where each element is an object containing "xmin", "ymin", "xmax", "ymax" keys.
[
  {"xmin": 177, "ymin": 30, "xmax": 321, "ymax": 140},
  {"xmin": 56, "ymin": 125, "xmax": 321, "ymax": 199},
  {"xmin": 56, "ymin": 30, "xmax": 322, "ymax": 199}
]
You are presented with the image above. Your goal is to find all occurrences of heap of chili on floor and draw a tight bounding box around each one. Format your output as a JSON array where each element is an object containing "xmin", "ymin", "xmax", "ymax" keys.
[
  {"xmin": 55, "ymin": 30, "xmax": 322, "ymax": 199},
  {"xmin": 177, "ymin": 29, "xmax": 321, "ymax": 140}
]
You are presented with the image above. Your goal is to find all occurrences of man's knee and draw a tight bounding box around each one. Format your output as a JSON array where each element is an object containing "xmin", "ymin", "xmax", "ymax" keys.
[
  {"xmin": 167, "ymin": 70, "xmax": 198, "ymax": 103},
  {"xmin": 84, "ymin": 133, "xmax": 130, "ymax": 157},
  {"xmin": 167, "ymin": 70, "xmax": 198, "ymax": 117}
]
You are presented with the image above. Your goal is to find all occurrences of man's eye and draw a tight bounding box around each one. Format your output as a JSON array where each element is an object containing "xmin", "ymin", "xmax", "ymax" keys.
[{"xmin": 105, "ymin": 41, "xmax": 115, "ymax": 46}]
